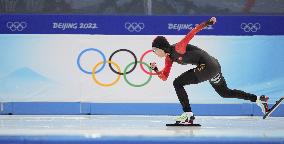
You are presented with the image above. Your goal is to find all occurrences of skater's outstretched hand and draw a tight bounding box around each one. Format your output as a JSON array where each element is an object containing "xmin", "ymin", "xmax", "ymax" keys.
[
  {"xmin": 209, "ymin": 17, "xmax": 217, "ymax": 25},
  {"xmin": 175, "ymin": 17, "xmax": 216, "ymax": 55}
]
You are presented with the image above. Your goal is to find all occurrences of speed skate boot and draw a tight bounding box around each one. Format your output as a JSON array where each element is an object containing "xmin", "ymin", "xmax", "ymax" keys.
[
  {"xmin": 175, "ymin": 112, "xmax": 195, "ymax": 124},
  {"xmin": 256, "ymin": 95, "xmax": 269, "ymax": 114}
]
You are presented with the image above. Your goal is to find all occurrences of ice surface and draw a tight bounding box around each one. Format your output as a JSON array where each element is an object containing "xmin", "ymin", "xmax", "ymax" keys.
[{"xmin": 0, "ymin": 115, "xmax": 283, "ymax": 139}]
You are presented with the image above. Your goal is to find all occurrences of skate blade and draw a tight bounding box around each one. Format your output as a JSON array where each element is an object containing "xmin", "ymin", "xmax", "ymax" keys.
[
  {"xmin": 263, "ymin": 97, "xmax": 284, "ymax": 119},
  {"xmin": 166, "ymin": 122, "xmax": 201, "ymax": 126}
]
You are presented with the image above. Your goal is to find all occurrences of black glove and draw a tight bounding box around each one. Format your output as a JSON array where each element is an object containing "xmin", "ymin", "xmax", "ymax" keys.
[
  {"xmin": 206, "ymin": 20, "xmax": 214, "ymax": 26},
  {"xmin": 150, "ymin": 63, "xmax": 159, "ymax": 72}
]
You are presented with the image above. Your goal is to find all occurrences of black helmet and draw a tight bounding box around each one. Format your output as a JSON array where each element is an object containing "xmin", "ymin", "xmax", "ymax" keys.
[{"xmin": 152, "ymin": 36, "xmax": 170, "ymax": 51}]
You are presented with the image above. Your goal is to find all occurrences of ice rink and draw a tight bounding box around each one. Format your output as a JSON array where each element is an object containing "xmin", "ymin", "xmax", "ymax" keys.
[{"xmin": 0, "ymin": 115, "xmax": 283, "ymax": 143}]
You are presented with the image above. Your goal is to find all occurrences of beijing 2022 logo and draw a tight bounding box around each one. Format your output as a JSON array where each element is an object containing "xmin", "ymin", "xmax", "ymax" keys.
[
  {"xmin": 77, "ymin": 48, "xmax": 157, "ymax": 87},
  {"xmin": 6, "ymin": 22, "xmax": 28, "ymax": 31}
]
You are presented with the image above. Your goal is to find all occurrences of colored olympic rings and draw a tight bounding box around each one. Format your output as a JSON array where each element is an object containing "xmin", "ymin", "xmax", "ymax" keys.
[
  {"xmin": 109, "ymin": 49, "xmax": 137, "ymax": 75},
  {"xmin": 140, "ymin": 50, "xmax": 158, "ymax": 75},
  {"xmin": 92, "ymin": 61, "xmax": 121, "ymax": 87},
  {"xmin": 77, "ymin": 48, "xmax": 157, "ymax": 87},
  {"xmin": 123, "ymin": 61, "xmax": 152, "ymax": 87},
  {"xmin": 77, "ymin": 48, "xmax": 106, "ymax": 74}
]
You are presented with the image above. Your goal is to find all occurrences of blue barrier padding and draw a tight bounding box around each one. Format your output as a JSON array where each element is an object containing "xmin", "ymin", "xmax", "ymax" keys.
[
  {"xmin": 10, "ymin": 102, "xmax": 84, "ymax": 115},
  {"xmin": 191, "ymin": 104, "xmax": 253, "ymax": 116},
  {"xmin": 90, "ymin": 103, "xmax": 254, "ymax": 116},
  {"xmin": 80, "ymin": 103, "xmax": 91, "ymax": 115},
  {"xmin": 0, "ymin": 136, "xmax": 283, "ymax": 144},
  {"xmin": 90, "ymin": 103, "xmax": 183, "ymax": 115},
  {"xmin": 0, "ymin": 102, "xmax": 283, "ymax": 116},
  {"xmin": 0, "ymin": 14, "xmax": 283, "ymax": 35},
  {"xmin": 0, "ymin": 102, "xmax": 13, "ymax": 114}
]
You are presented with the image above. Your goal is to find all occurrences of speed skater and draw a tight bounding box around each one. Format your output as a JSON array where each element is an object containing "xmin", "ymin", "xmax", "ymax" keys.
[{"xmin": 150, "ymin": 17, "xmax": 269, "ymax": 124}]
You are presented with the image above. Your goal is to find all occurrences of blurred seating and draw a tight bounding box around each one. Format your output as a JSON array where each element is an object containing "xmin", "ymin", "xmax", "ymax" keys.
[{"xmin": 0, "ymin": 0, "xmax": 283, "ymax": 15}]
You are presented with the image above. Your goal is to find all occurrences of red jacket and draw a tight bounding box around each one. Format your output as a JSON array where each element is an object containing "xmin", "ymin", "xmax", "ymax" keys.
[{"xmin": 157, "ymin": 21, "xmax": 209, "ymax": 81}]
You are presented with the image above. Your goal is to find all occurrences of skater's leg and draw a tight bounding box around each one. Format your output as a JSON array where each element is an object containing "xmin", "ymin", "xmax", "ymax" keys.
[
  {"xmin": 173, "ymin": 69, "xmax": 200, "ymax": 112},
  {"xmin": 210, "ymin": 72, "xmax": 258, "ymax": 102},
  {"xmin": 210, "ymin": 71, "xmax": 269, "ymax": 114}
]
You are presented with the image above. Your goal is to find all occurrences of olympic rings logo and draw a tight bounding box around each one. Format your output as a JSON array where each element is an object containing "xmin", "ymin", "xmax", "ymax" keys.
[
  {"xmin": 240, "ymin": 23, "xmax": 261, "ymax": 32},
  {"xmin": 77, "ymin": 48, "xmax": 156, "ymax": 87},
  {"xmin": 124, "ymin": 22, "xmax": 145, "ymax": 32},
  {"xmin": 6, "ymin": 22, "xmax": 28, "ymax": 31}
]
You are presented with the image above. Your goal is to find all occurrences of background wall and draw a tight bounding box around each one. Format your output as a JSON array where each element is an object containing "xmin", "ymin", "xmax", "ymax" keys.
[{"xmin": 0, "ymin": 35, "xmax": 284, "ymax": 104}]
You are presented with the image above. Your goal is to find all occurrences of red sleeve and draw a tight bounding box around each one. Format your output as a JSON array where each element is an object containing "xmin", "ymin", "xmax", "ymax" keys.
[
  {"xmin": 175, "ymin": 21, "xmax": 208, "ymax": 54},
  {"xmin": 157, "ymin": 55, "xmax": 173, "ymax": 81}
]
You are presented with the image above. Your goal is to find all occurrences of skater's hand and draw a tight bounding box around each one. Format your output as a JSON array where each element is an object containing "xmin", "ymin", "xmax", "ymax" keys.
[
  {"xmin": 150, "ymin": 62, "xmax": 157, "ymax": 69},
  {"xmin": 209, "ymin": 17, "xmax": 217, "ymax": 25},
  {"xmin": 150, "ymin": 62, "xmax": 158, "ymax": 72}
]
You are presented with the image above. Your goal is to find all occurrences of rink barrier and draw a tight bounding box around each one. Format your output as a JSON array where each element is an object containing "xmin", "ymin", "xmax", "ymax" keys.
[
  {"xmin": 0, "ymin": 102, "xmax": 283, "ymax": 116},
  {"xmin": 1, "ymin": 15, "xmax": 284, "ymax": 35}
]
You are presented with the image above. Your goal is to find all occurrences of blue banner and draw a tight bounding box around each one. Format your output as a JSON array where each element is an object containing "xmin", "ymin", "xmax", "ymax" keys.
[{"xmin": 0, "ymin": 14, "xmax": 283, "ymax": 35}]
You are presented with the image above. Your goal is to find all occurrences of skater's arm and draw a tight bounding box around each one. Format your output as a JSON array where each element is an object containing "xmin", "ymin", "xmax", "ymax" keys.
[
  {"xmin": 175, "ymin": 17, "xmax": 216, "ymax": 54},
  {"xmin": 150, "ymin": 55, "xmax": 173, "ymax": 81},
  {"xmin": 157, "ymin": 55, "xmax": 173, "ymax": 81}
]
